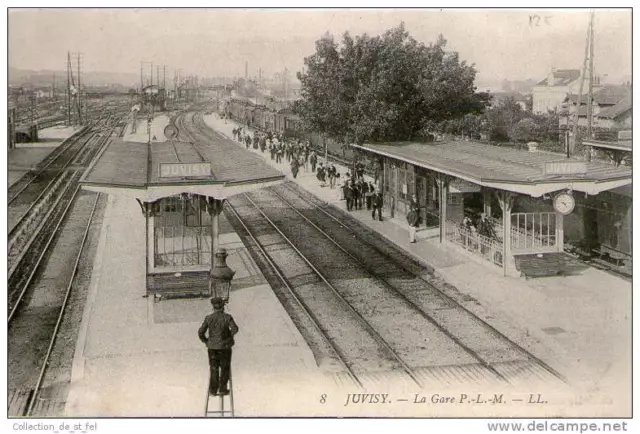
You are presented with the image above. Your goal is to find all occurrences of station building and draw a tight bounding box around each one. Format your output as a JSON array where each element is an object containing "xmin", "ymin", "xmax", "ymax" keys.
[
  {"xmin": 352, "ymin": 140, "xmax": 631, "ymax": 277},
  {"xmin": 80, "ymin": 126, "xmax": 285, "ymax": 296}
]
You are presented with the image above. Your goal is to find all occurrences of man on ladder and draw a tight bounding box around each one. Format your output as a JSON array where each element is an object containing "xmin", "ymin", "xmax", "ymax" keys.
[{"xmin": 198, "ymin": 298, "xmax": 239, "ymax": 396}]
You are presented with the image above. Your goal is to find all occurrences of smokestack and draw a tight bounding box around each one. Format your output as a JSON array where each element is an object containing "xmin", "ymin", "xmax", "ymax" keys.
[{"xmin": 245, "ymin": 61, "xmax": 248, "ymax": 79}]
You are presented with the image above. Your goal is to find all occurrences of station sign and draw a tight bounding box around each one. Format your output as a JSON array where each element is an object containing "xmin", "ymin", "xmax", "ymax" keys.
[
  {"xmin": 449, "ymin": 179, "xmax": 481, "ymax": 193},
  {"xmin": 543, "ymin": 161, "xmax": 588, "ymax": 176},
  {"xmin": 159, "ymin": 163, "xmax": 212, "ymax": 178}
]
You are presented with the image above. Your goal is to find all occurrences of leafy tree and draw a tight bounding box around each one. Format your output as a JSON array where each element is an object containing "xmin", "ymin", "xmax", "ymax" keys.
[
  {"xmin": 296, "ymin": 24, "xmax": 480, "ymax": 143},
  {"xmin": 509, "ymin": 118, "xmax": 539, "ymax": 143}
]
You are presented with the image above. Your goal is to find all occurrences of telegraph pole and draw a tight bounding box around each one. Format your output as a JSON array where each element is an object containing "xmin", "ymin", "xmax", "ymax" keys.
[
  {"xmin": 67, "ymin": 52, "xmax": 72, "ymax": 126},
  {"xmin": 76, "ymin": 52, "xmax": 83, "ymax": 125},
  {"xmin": 570, "ymin": 12, "xmax": 593, "ymax": 157},
  {"xmin": 586, "ymin": 12, "xmax": 595, "ymax": 142}
]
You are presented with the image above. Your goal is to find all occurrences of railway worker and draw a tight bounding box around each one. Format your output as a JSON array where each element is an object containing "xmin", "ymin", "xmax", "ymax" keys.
[
  {"xmin": 372, "ymin": 189, "xmax": 384, "ymax": 221},
  {"xmin": 198, "ymin": 298, "xmax": 239, "ymax": 397},
  {"xmin": 407, "ymin": 194, "xmax": 421, "ymax": 243},
  {"xmin": 310, "ymin": 151, "xmax": 318, "ymax": 172}
]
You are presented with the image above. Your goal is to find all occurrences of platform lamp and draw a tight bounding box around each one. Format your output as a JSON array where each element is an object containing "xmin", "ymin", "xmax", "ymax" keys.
[{"xmin": 209, "ymin": 248, "xmax": 236, "ymax": 303}]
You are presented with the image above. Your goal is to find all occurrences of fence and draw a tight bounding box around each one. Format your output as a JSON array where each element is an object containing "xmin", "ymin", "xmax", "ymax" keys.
[
  {"xmin": 510, "ymin": 212, "xmax": 556, "ymax": 250},
  {"xmin": 445, "ymin": 219, "xmax": 503, "ymax": 267}
]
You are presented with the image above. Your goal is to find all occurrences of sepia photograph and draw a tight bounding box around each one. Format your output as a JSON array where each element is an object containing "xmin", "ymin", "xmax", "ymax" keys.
[{"xmin": 3, "ymin": 4, "xmax": 633, "ymax": 426}]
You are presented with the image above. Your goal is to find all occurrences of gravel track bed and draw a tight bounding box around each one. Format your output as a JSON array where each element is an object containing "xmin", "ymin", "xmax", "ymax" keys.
[
  {"xmin": 8, "ymin": 191, "xmax": 104, "ymax": 416},
  {"xmin": 8, "ymin": 172, "xmax": 84, "ymax": 310},
  {"xmin": 246, "ymin": 188, "xmax": 475, "ymax": 369},
  {"xmin": 227, "ymin": 197, "xmax": 402, "ymax": 374},
  {"xmin": 277, "ymin": 183, "xmax": 569, "ymax": 386},
  {"xmin": 223, "ymin": 205, "xmax": 347, "ymax": 374},
  {"xmin": 273, "ymin": 184, "xmax": 530, "ymax": 365},
  {"xmin": 31, "ymin": 193, "xmax": 107, "ymax": 417}
]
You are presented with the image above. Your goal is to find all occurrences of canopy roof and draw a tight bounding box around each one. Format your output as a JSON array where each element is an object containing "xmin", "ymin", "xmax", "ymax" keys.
[
  {"xmin": 81, "ymin": 138, "xmax": 285, "ymax": 202},
  {"xmin": 353, "ymin": 140, "xmax": 631, "ymax": 197}
]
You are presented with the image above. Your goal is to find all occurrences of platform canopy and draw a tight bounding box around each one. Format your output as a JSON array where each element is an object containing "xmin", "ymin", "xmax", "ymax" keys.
[
  {"xmin": 80, "ymin": 138, "xmax": 285, "ymax": 202},
  {"xmin": 353, "ymin": 140, "xmax": 631, "ymax": 197}
]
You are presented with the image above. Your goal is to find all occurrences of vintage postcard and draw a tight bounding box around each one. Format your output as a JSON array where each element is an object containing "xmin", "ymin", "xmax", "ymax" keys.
[{"xmin": 4, "ymin": 5, "xmax": 633, "ymax": 428}]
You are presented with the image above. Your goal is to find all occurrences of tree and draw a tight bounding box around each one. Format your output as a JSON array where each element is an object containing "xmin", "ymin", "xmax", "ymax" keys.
[
  {"xmin": 295, "ymin": 24, "xmax": 480, "ymax": 143},
  {"xmin": 509, "ymin": 118, "xmax": 539, "ymax": 143}
]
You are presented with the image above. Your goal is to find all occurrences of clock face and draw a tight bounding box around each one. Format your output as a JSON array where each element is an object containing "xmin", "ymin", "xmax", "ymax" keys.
[{"xmin": 554, "ymin": 193, "xmax": 575, "ymax": 215}]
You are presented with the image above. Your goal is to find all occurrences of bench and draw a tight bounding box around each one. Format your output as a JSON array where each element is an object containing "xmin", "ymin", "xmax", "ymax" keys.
[{"xmin": 147, "ymin": 271, "xmax": 210, "ymax": 301}]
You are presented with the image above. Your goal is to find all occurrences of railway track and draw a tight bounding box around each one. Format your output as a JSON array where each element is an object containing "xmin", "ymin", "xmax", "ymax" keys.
[
  {"xmin": 178, "ymin": 109, "xmax": 567, "ymax": 391},
  {"xmin": 8, "ymin": 120, "xmax": 122, "ymax": 285},
  {"xmin": 8, "ymin": 126, "xmax": 91, "ymax": 206},
  {"xmin": 8, "ymin": 192, "xmax": 106, "ymax": 417},
  {"xmin": 274, "ymin": 182, "xmax": 567, "ymax": 385}
]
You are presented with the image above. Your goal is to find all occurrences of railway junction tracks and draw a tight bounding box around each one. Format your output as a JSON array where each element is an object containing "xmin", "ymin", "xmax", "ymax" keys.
[
  {"xmin": 182, "ymin": 110, "xmax": 568, "ymax": 392},
  {"xmin": 7, "ymin": 117, "xmax": 125, "ymax": 417}
]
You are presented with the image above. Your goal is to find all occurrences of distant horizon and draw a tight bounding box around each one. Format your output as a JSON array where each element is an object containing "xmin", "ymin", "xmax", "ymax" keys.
[{"xmin": 9, "ymin": 9, "xmax": 631, "ymax": 91}]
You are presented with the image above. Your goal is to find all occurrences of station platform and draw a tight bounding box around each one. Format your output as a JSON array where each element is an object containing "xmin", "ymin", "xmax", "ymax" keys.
[
  {"xmin": 122, "ymin": 113, "xmax": 171, "ymax": 143},
  {"xmin": 64, "ymin": 191, "xmax": 338, "ymax": 417},
  {"xmin": 203, "ymin": 114, "xmax": 632, "ymax": 416},
  {"xmin": 8, "ymin": 125, "xmax": 83, "ymax": 186}
]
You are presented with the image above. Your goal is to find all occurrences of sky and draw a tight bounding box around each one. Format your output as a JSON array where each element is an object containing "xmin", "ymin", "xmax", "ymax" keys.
[{"xmin": 8, "ymin": 8, "xmax": 632, "ymax": 88}]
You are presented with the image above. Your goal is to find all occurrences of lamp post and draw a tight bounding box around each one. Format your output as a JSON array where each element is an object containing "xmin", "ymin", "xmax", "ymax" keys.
[{"xmin": 209, "ymin": 248, "xmax": 236, "ymax": 303}]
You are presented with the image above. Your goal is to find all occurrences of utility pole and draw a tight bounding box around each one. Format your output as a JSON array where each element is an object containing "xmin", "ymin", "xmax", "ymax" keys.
[
  {"xmin": 76, "ymin": 52, "xmax": 83, "ymax": 125},
  {"xmin": 570, "ymin": 12, "xmax": 592, "ymax": 157},
  {"xmin": 586, "ymin": 12, "xmax": 595, "ymax": 143},
  {"xmin": 67, "ymin": 52, "xmax": 72, "ymax": 126},
  {"xmin": 140, "ymin": 61, "xmax": 144, "ymax": 93}
]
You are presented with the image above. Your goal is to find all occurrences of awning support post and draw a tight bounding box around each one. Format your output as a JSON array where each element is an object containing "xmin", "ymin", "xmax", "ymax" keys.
[
  {"xmin": 436, "ymin": 174, "xmax": 450, "ymax": 243},
  {"xmin": 496, "ymin": 191, "xmax": 516, "ymax": 277}
]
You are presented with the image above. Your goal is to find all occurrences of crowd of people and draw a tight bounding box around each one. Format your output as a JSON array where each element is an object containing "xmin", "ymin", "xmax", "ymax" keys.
[
  {"xmin": 231, "ymin": 127, "xmax": 315, "ymax": 179},
  {"xmin": 231, "ymin": 125, "xmax": 429, "ymax": 240}
]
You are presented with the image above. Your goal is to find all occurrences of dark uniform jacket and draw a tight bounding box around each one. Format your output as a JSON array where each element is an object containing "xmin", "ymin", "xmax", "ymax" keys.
[
  {"xmin": 198, "ymin": 311, "xmax": 239, "ymax": 350},
  {"xmin": 372, "ymin": 193, "xmax": 383, "ymax": 208}
]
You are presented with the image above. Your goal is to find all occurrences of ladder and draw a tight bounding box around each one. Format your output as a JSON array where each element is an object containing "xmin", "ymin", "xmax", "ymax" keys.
[{"xmin": 205, "ymin": 370, "xmax": 234, "ymax": 417}]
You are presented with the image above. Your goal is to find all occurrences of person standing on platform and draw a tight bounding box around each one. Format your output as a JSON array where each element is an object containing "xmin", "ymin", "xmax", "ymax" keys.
[
  {"xmin": 291, "ymin": 158, "xmax": 300, "ymax": 179},
  {"xmin": 276, "ymin": 145, "xmax": 284, "ymax": 164},
  {"xmin": 365, "ymin": 181, "xmax": 374, "ymax": 210},
  {"xmin": 345, "ymin": 181, "xmax": 355, "ymax": 211},
  {"xmin": 407, "ymin": 194, "xmax": 420, "ymax": 243},
  {"xmin": 372, "ymin": 189, "xmax": 383, "ymax": 221},
  {"xmin": 310, "ymin": 151, "xmax": 318, "ymax": 172},
  {"xmin": 298, "ymin": 154, "xmax": 306, "ymax": 173},
  {"xmin": 317, "ymin": 163, "xmax": 326, "ymax": 187},
  {"xmin": 198, "ymin": 298, "xmax": 239, "ymax": 397}
]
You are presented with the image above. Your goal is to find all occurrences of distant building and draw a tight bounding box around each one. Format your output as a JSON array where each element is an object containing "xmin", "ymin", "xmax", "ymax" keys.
[
  {"xmin": 596, "ymin": 95, "xmax": 632, "ymax": 130},
  {"xmin": 559, "ymin": 85, "xmax": 631, "ymax": 129},
  {"xmin": 531, "ymin": 68, "xmax": 602, "ymax": 114},
  {"xmin": 489, "ymin": 91, "xmax": 530, "ymax": 111}
]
